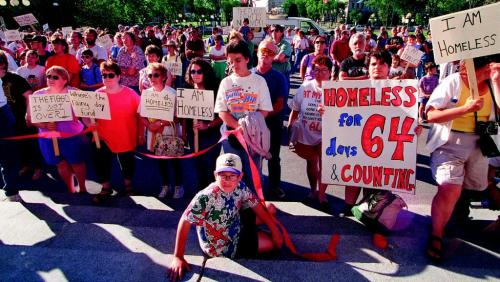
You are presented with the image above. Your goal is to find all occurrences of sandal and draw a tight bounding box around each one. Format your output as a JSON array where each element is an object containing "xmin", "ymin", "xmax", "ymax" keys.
[
  {"xmin": 426, "ymin": 235, "xmax": 444, "ymax": 263},
  {"xmin": 92, "ymin": 188, "xmax": 112, "ymax": 205}
]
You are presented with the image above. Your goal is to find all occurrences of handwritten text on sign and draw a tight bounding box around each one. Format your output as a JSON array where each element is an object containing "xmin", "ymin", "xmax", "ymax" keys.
[
  {"xmin": 232, "ymin": 7, "xmax": 266, "ymax": 28},
  {"xmin": 140, "ymin": 88, "xmax": 175, "ymax": 121},
  {"xmin": 429, "ymin": 2, "xmax": 500, "ymax": 64},
  {"xmin": 400, "ymin": 45, "xmax": 425, "ymax": 66},
  {"xmin": 164, "ymin": 61, "xmax": 182, "ymax": 76},
  {"xmin": 69, "ymin": 90, "xmax": 111, "ymax": 120},
  {"xmin": 4, "ymin": 30, "xmax": 21, "ymax": 42},
  {"xmin": 176, "ymin": 88, "xmax": 214, "ymax": 121},
  {"xmin": 29, "ymin": 94, "xmax": 73, "ymax": 123},
  {"xmin": 321, "ymin": 80, "xmax": 418, "ymax": 194},
  {"xmin": 13, "ymin": 13, "xmax": 38, "ymax": 26}
]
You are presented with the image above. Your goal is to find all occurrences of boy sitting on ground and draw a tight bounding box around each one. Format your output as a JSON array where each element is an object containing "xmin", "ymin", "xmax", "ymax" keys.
[{"xmin": 168, "ymin": 153, "xmax": 283, "ymax": 281}]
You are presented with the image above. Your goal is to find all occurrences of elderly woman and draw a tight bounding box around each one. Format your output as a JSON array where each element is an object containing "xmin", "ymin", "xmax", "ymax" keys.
[
  {"xmin": 91, "ymin": 61, "xmax": 142, "ymax": 204},
  {"xmin": 288, "ymin": 55, "xmax": 332, "ymax": 212},
  {"xmin": 139, "ymin": 45, "xmax": 166, "ymax": 92},
  {"xmin": 425, "ymin": 55, "xmax": 500, "ymax": 262},
  {"xmin": 28, "ymin": 66, "xmax": 87, "ymax": 193},
  {"xmin": 116, "ymin": 31, "xmax": 145, "ymax": 94},
  {"xmin": 46, "ymin": 37, "xmax": 80, "ymax": 87}
]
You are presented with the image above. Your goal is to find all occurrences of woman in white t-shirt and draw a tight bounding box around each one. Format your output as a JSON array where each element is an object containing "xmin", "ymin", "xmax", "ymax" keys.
[
  {"xmin": 16, "ymin": 50, "xmax": 45, "ymax": 90},
  {"xmin": 209, "ymin": 35, "xmax": 226, "ymax": 80},
  {"xmin": 288, "ymin": 55, "xmax": 332, "ymax": 212}
]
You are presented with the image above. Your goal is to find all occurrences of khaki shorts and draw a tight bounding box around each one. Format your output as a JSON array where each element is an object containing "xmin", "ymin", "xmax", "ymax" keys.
[{"xmin": 430, "ymin": 131, "xmax": 488, "ymax": 191}]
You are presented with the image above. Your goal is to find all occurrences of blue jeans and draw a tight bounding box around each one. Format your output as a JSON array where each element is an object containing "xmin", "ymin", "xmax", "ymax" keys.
[{"xmin": 0, "ymin": 105, "xmax": 20, "ymax": 196}]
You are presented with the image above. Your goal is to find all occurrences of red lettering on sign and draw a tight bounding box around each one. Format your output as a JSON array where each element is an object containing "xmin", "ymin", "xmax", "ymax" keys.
[
  {"xmin": 361, "ymin": 114, "xmax": 385, "ymax": 158},
  {"xmin": 388, "ymin": 116, "xmax": 415, "ymax": 161}
]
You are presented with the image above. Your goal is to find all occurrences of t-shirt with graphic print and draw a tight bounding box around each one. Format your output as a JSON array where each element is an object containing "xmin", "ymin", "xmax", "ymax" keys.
[
  {"xmin": 288, "ymin": 79, "xmax": 323, "ymax": 145},
  {"xmin": 183, "ymin": 181, "xmax": 260, "ymax": 258},
  {"xmin": 214, "ymin": 73, "xmax": 273, "ymax": 122}
]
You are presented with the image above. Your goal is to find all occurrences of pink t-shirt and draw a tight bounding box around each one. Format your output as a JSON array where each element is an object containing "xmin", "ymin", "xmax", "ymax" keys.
[{"xmin": 96, "ymin": 86, "xmax": 140, "ymax": 152}]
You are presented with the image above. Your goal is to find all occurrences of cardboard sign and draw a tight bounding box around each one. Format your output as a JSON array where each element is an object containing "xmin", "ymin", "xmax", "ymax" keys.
[
  {"xmin": 164, "ymin": 61, "xmax": 182, "ymax": 76},
  {"xmin": 96, "ymin": 35, "xmax": 113, "ymax": 51},
  {"xmin": 400, "ymin": 45, "xmax": 424, "ymax": 66},
  {"xmin": 321, "ymin": 80, "xmax": 419, "ymax": 194},
  {"xmin": 29, "ymin": 94, "xmax": 73, "ymax": 123},
  {"xmin": 222, "ymin": 26, "xmax": 232, "ymax": 35},
  {"xmin": 176, "ymin": 88, "xmax": 215, "ymax": 121},
  {"xmin": 13, "ymin": 13, "xmax": 38, "ymax": 27},
  {"xmin": 140, "ymin": 88, "xmax": 175, "ymax": 121},
  {"xmin": 429, "ymin": 2, "xmax": 500, "ymax": 64},
  {"xmin": 42, "ymin": 23, "xmax": 49, "ymax": 31},
  {"xmin": 232, "ymin": 7, "xmax": 266, "ymax": 28},
  {"xmin": 4, "ymin": 30, "xmax": 21, "ymax": 42},
  {"xmin": 62, "ymin": 26, "xmax": 73, "ymax": 38},
  {"xmin": 68, "ymin": 90, "xmax": 111, "ymax": 120}
]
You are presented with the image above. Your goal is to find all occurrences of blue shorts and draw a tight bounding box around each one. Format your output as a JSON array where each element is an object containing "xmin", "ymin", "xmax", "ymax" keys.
[{"xmin": 39, "ymin": 135, "xmax": 87, "ymax": 165}]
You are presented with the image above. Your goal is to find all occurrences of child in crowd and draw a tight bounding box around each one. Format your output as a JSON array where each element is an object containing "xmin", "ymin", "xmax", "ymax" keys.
[
  {"xmin": 168, "ymin": 153, "xmax": 283, "ymax": 282},
  {"xmin": 16, "ymin": 50, "xmax": 45, "ymax": 90},
  {"xmin": 417, "ymin": 62, "xmax": 439, "ymax": 123},
  {"xmin": 389, "ymin": 54, "xmax": 404, "ymax": 79},
  {"xmin": 79, "ymin": 49, "xmax": 103, "ymax": 91}
]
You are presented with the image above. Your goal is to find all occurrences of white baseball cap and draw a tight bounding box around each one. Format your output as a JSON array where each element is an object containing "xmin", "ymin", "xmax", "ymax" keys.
[{"xmin": 215, "ymin": 153, "xmax": 242, "ymax": 174}]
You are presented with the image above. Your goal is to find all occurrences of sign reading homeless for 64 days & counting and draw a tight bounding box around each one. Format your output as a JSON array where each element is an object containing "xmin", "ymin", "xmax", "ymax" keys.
[{"xmin": 321, "ymin": 80, "xmax": 419, "ymax": 194}]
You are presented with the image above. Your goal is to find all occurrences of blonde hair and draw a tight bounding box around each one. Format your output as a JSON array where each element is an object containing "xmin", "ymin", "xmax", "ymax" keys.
[{"xmin": 46, "ymin": 66, "xmax": 70, "ymax": 86}]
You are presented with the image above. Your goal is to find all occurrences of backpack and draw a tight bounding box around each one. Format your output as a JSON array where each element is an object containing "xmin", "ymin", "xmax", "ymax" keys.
[{"xmin": 352, "ymin": 191, "xmax": 407, "ymax": 231}]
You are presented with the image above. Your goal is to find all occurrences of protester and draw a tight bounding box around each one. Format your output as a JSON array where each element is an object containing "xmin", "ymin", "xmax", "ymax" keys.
[
  {"xmin": 77, "ymin": 28, "xmax": 107, "ymax": 64},
  {"xmin": 139, "ymin": 45, "xmax": 164, "ymax": 92},
  {"xmin": 79, "ymin": 49, "xmax": 103, "ymax": 91},
  {"xmin": 209, "ymin": 35, "xmax": 227, "ymax": 80},
  {"xmin": 168, "ymin": 153, "xmax": 283, "ymax": 282},
  {"xmin": 385, "ymin": 27, "xmax": 404, "ymax": 55},
  {"xmin": 238, "ymin": 18, "xmax": 251, "ymax": 42},
  {"xmin": 116, "ymin": 31, "xmax": 146, "ymax": 94},
  {"xmin": 425, "ymin": 55, "xmax": 500, "ymax": 263},
  {"xmin": 389, "ymin": 54, "xmax": 405, "ymax": 78},
  {"xmin": 90, "ymin": 61, "xmax": 142, "ymax": 203},
  {"xmin": 270, "ymin": 24, "xmax": 292, "ymax": 89},
  {"xmin": 339, "ymin": 33, "xmax": 368, "ymax": 80},
  {"xmin": 69, "ymin": 31, "xmax": 84, "ymax": 57},
  {"xmin": 30, "ymin": 35, "xmax": 53, "ymax": 67},
  {"xmin": 329, "ymin": 30, "xmax": 351, "ymax": 80},
  {"xmin": 27, "ymin": 66, "xmax": 88, "ymax": 193},
  {"xmin": 184, "ymin": 58, "xmax": 222, "ymax": 190},
  {"xmin": 293, "ymin": 31, "xmax": 309, "ymax": 74},
  {"xmin": 300, "ymin": 35, "xmax": 330, "ymax": 81},
  {"xmin": 110, "ymin": 33, "xmax": 123, "ymax": 61},
  {"xmin": 417, "ymin": 62, "xmax": 438, "ymax": 123},
  {"xmin": 16, "ymin": 50, "xmax": 46, "ymax": 90},
  {"xmin": 46, "ymin": 37, "xmax": 80, "ymax": 87}
]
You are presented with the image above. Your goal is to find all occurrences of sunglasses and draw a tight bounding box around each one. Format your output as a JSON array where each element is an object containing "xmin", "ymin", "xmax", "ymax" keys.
[
  {"xmin": 190, "ymin": 69, "xmax": 203, "ymax": 75},
  {"xmin": 46, "ymin": 74, "xmax": 60, "ymax": 80},
  {"xmin": 315, "ymin": 41, "xmax": 326, "ymax": 44},
  {"xmin": 259, "ymin": 48, "xmax": 276, "ymax": 56},
  {"xmin": 147, "ymin": 73, "xmax": 161, "ymax": 78},
  {"xmin": 101, "ymin": 73, "xmax": 116, "ymax": 79}
]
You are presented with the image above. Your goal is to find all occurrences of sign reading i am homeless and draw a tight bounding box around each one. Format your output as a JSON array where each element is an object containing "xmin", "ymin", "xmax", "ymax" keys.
[{"xmin": 321, "ymin": 80, "xmax": 418, "ymax": 194}]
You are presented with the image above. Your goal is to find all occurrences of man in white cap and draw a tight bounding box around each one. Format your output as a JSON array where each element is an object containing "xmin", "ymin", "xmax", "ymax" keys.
[{"xmin": 168, "ymin": 153, "xmax": 283, "ymax": 281}]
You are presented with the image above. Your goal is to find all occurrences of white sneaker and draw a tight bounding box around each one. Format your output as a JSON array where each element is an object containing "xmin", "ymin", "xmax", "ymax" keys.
[
  {"xmin": 0, "ymin": 192, "xmax": 22, "ymax": 202},
  {"xmin": 158, "ymin": 185, "xmax": 170, "ymax": 198},
  {"xmin": 173, "ymin": 186, "xmax": 184, "ymax": 199}
]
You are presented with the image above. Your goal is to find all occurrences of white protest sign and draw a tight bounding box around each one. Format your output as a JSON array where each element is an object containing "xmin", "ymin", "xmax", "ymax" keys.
[
  {"xmin": 4, "ymin": 30, "xmax": 21, "ymax": 42},
  {"xmin": 13, "ymin": 13, "xmax": 38, "ymax": 27},
  {"xmin": 140, "ymin": 88, "xmax": 175, "ymax": 121},
  {"xmin": 62, "ymin": 27, "xmax": 73, "ymax": 38},
  {"xmin": 321, "ymin": 79, "xmax": 419, "ymax": 194},
  {"xmin": 0, "ymin": 31, "xmax": 5, "ymax": 41},
  {"xmin": 96, "ymin": 35, "xmax": 113, "ymax": 51},
  {"xmin": 42, "ymin": 23, "xmax": 49, "ymax": 31},
  {"xmin": 176, "ymin": 88, "xmax": 215, "ymax": 121},
  {"xmin": 400, "ymin": 45, "xmax": 424, "ymax": 66},
  {"xmin": 164, "ymin": 61, "xmax": 182, "ymax": 76},
  {"xmin": 68, "ymin": 90, "xmax": 111, "ymax": 120},
  {"xmin": 222, "ymin": 26, "xmax": 232, "ymax": 35},
  {"xmin": 232, "ymin": 7, "xmax": 266, "ymax": 28},
  {"xmin": 29, "ymin": 94, "xmax": 73, "ymax": 123},
  {"xmin": 429, "ymin": 2, "xmax": 500, "ymax": 64}
]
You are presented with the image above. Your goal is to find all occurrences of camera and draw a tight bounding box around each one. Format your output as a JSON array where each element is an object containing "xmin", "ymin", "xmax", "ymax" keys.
[{"xmin": 476, "ymin": 121, "xmax": 499, "ymax": 135}]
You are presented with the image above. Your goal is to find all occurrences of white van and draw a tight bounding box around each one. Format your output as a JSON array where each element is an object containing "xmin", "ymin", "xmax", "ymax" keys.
[{"xmin": 251, "ymin": 15, "xmax": 329, "ymax": 45}]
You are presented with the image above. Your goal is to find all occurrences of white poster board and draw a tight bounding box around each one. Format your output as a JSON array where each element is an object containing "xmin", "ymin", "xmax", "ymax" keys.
[
  {"xmin": 29, "ymin": 94, "xmax": 73, "ymax": 123},
  {"xmin": 164, "ymin": 61, "xmax": 182, "ymax": 76},
  {"xmin": 429, "ymin": 2, "xmax": 500, "ymax": 64},
  {"xmin": 42, "ymin": 23, "xmax": 49, "ymax": 31},
  {"xmin": 139, "ymin": 88, "xmax": 175, "ymax": 121},
  {"xmin": 232, "ymin": 7, "xmax": 266, "ymax": 28},
  {"xmin": 96, "ymin": 35, "xmax": 113, "ymax": 51},
  {"xmin": 68, "ymin": 90, "xmax": 111, "ymax": 120},
  {"xmin": 321, "ymin": 80, "xmax": 419, "ymax": 194},
  {"xmin": 4, "ymin": 30, "xmax": 21, "ymax": 42},
  {"xmin": 62, "ymin": 26, "xmax": 73, "ymax": 38},
  {"xmin": 400, "ymin": 45, "xmax": 424, "ymax": 66},
  {"xmin": 222, "ymin": 26, "xmax": 232, "ymax": 35},
  {"xmin": 13, "ymin": 13, "xmax": 38, "ymax": 27},
  {"xmin": 176, "ymin": 88, "xmax": 215, "ymax": 121}
]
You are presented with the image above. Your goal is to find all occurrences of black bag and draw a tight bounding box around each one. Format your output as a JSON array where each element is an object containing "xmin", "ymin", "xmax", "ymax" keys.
[
  {"xmin": 475, "ymin": 81, "xmax": 500, "ymax": 158},
  {"xmin": 477, "ymin": 134, "xmax": 500, "ymax": 157}
]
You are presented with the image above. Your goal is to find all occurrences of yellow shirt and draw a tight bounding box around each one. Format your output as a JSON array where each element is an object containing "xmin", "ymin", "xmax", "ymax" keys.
[{"xmin": 451, "ymin": 81, "xmax": 492, "ymax": 133}]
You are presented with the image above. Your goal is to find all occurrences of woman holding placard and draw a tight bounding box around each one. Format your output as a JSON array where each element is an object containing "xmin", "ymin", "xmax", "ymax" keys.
[
  {"xmin": 91, "ymin": 61, "xmax": 141, "ymax": 204},
  {"xmin": 184, "ymin": 58, "xmax": 222, "ymax": 189},
  {"xmin": 27, "ymin": 66, "xmax": 88, "ymax": 194},
  {"xmin": 140, "ymin": 62, "xmax": 185, "ymax": 199},
  {"xmin": 425, "ymin": 55, "xmax": 500, "ymax": 262}
]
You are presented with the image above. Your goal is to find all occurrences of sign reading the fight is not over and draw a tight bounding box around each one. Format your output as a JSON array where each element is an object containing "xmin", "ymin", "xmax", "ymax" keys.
[
  {"xmin": 13, "ymin": 13, "xmax": 38, "ymax": 26},
  {"xmin": 429, "ymin": 2, "xmax": 500, "ymax": 64},
  {"xmin": 29, "ymin": 94, "xmax": 73, "ymax": 123},
  {"xmin": 321, "ymin": 80, "xmax": 418, "ymax": 194},
  {"xmin": 68, "ymin": 90, "xmax": 111, "ymax": 120},
  {"xmin": 176, "ymin": 88, "xmax": 214, "ymax": 121},
  {"xmin": 140, "ymin": 88, "xmax": 175, "ymax": 121},
  {"xmin": 232, "ymin": 7, "xmax": 266, "ymax": 28}
]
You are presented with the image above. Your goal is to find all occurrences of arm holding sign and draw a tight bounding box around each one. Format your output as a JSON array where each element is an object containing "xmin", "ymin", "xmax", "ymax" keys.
[{"xmin": 490, "ymin": 62, "xmax": 500, "ymax": 110}]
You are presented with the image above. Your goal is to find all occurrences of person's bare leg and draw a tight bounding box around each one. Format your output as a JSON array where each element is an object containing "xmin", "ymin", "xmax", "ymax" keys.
[
  {"xmin": 57, "ymin": 160, "xmax": 75, "ymax": 193},
  {"xmin": 257, "ymin": 232, "xmax": 274, "ymax": 253},
  {"xmin": 306, "ymin": 159, "xmax": 320, "ymax": 198},
  {"xmin": 71, "ymin": 162, "xmax": 87, "ymax": 193},
  {"xmin": 345, "ymin": 186, "xmax": 361, "ymax": 205},
  {"xmin": 431, "ymin": 183, "xmax": 462, "ymax": 238}
]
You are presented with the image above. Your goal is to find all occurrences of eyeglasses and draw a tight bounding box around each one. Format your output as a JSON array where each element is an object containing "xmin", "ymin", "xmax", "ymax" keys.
[
  {"xmin": 82, "ymin": 55, "xmax": 92, "ymax": 59},
  {"xmin": 147, "ymin": 73, "xmax": 161, "ymax": 78},
  {"xmin": 190, "ymin": 69, "xmax": 203, "ymax": 75},
  {"xmin": 46, "ymin": 74, "xmax": 60, "ymax": 80},
  {"xmin": 101, "ymin": 73, "xmax": 116, "ymax": 79},
  {"xmin": 259, "ymin": 48, "xmax": 276, "ymax": 56},
  {"xmin": 315, "ymin": 41, "xmax": 326, "ymax": 44},
  {"xmin": 313, "ymin": 68, "xmax": 330, "ymax": 74},
  {"xmin": 216, "ymin": 173, "xmax": 239, "ymax": 181}
]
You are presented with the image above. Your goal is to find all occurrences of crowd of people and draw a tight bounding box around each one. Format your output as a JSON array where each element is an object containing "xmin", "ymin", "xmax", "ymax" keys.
[{"xmin": 0, "ymin": 21, "xmax": 499, "ymax": 271}]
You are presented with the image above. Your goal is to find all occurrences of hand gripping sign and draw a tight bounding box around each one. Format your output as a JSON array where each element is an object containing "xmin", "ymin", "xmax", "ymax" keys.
[{"xmin": 321, "ymin": 79, "xmax": 419, "ymax": 194}]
